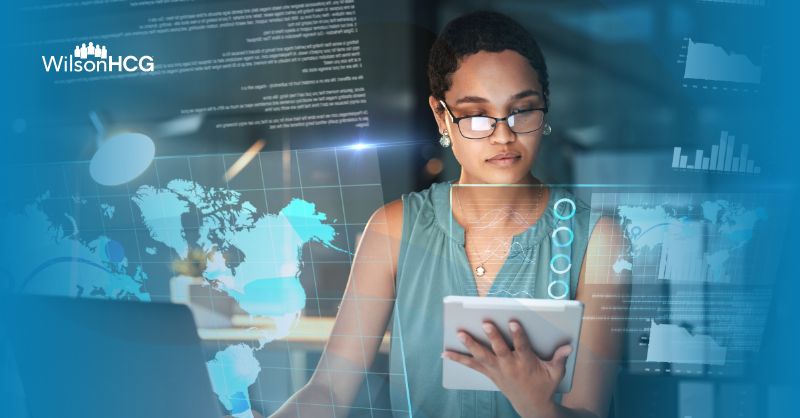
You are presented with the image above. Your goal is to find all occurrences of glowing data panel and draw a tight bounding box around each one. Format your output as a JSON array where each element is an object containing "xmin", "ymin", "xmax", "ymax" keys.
[
  {"xmin": 672, "ymin": 132, "xmax": 764, "ymax": 174},
  {"xmin": 590, "ymin": 192, "xmax": 787, "ymax": 285},
  {"xmin": 684, "ymin": 39, "xmax": 762, "ymax": 84},
  {"xmin": 588, "ymin": 190, "xmax": 789, "ymax": 374},
  {"xmin": 646, "ymin": 320, "xmax": 727, "ymax": 365},
  {"xmin": 1, "ymin": 147, "xmax": 396, "ymax": 416},
  {"xmin": 679, "ymin": 38, "xmax": 767, "ymax": 93}
]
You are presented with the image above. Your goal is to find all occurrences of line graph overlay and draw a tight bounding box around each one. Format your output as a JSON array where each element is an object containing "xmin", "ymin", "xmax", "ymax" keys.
[
  {"xmin": 646, "ymin": 320, "xmax": 727, "ymax": 365},
  {"xmin": 450, "ymin": 185, "xmax": 547, "ymax": 297},
  {"xmin": 684, "ymin": 38, "xmax": 763, "ymax": 84},
  {"xmin": 678, "ymin": 37, "xmax": 768, "ymax": 93}
]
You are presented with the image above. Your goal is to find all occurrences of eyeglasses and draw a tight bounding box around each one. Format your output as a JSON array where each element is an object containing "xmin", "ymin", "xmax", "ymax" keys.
[{"xmin": 440, "ymin": 100, "xmax": 548, "ymax": 139}]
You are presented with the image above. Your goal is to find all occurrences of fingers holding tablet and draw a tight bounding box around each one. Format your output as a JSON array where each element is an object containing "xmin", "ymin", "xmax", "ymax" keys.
[
  {"xmin": 441, "ymin": 318, "xmax": 578, "ymax": 414},
  {"xmin": 441, "ymin": 333, "xmax": 489, "ymax": 374},
  {"xmin": 441, "ymin": 296, "xmax": 583, "ymax": 393},
  {"xmin": 481, "ymin": 322, "xmax": 512, "ymax": 358},
  {"xmin": 547, "ymin": 344, "xmax": 574, "ymax": 381},
  {"xmin": 508, "ymin": 321, "xmax": 534, "ymax": 358}
]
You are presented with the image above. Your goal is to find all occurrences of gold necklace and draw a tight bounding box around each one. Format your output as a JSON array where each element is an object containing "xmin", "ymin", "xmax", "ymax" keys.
[{"xmin": 455, "ymin": 184, "xmax": 543, "ymax": 277}]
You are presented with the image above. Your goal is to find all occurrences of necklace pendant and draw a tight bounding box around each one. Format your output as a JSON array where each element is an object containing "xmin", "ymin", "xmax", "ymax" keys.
[{"xmin": 475, "ymin": 266, "xmax": 486, "ymax": 276}]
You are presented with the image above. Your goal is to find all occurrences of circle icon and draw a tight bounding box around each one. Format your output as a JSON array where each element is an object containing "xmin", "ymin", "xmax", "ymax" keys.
[
  {"xmin": 548, "ymin": 280, "xmax": 569, "ymax": 300},
  {"xmin": 550, "ymin": 253, "xmax": 572, "ymax": 274},
  {"xmin": 104, "ymin": 240, "xmax": 125, "ymax": 263},
  {"xmin": 551, "ymin": 227, "xmax": 574, "ymax": 247},
  {"xmin": 553, "ymin": 198, "xmax": 576, "ymax": 220}
]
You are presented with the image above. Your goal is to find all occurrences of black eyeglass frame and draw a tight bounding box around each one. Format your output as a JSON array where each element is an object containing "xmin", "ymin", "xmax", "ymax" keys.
[{"xmin": 440, "ymin": 99, "xmax": 549, "ymax": 140}]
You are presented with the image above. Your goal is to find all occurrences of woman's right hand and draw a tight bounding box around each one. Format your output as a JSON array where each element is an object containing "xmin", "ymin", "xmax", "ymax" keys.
[{"xmin": 442, "ymin": 320, "xmax": 575, "ymax": 418}]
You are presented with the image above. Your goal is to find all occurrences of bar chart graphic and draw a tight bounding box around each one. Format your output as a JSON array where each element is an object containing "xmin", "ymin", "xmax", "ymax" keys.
[
  {"xmin": 683, "ymin": 39, "xmax": 763, "ymax": 84},
  {"xmin": 672, "ymin": 131, "xmax": 761, "ymax": 174}
]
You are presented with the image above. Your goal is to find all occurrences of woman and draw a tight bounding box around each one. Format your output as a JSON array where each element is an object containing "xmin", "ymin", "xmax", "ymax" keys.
[{"xmin": 270, "ymin": 11, "xmax": 630, "ymax": 418}]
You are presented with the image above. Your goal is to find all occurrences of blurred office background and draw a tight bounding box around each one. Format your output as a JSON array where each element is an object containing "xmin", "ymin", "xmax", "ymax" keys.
[{"xmin": 1, "ymin": 0, "xmax": 797, "ymax": 417}]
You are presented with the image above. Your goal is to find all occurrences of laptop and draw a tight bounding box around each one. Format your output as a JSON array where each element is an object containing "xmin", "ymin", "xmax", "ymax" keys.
[{"xmin": 0, "ymin": 293, "xmax": 223, "ymax": 418}]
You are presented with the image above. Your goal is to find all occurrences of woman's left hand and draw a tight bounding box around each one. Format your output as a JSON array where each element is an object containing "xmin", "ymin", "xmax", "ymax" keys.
[{"xmin": 442, "ymin": 321, "xmax": 573, "ymax": 418}]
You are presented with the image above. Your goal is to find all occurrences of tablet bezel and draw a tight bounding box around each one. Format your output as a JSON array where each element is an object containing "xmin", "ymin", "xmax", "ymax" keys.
[{"xmin": 442, "ymin": 295, "xmax": 584, "ymax": 393}]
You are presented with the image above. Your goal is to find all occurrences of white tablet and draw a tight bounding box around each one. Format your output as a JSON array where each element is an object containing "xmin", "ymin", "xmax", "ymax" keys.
[{"xmin": 442, "ymin": 296, "xmax": 584, "ymax": 393}]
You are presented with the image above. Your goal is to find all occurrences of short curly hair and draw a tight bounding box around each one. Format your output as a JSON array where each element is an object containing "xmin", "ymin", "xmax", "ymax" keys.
[{"xmin": 428, "ymin": 11, "xmax": 549, "ymax": 115}]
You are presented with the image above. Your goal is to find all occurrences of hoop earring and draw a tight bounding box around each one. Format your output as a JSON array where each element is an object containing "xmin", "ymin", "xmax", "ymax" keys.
[
  {"xmin": 439, "ymin": 129, "xmax": 451, "ymax": 147},
  {"xmin": 543, "ymin": 124, "xmax": 552, "ymax": 136}
]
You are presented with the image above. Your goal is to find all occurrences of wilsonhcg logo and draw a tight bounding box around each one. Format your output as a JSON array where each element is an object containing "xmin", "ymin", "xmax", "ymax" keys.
[{"xmin": 42, "ymin": 42, "xmax": 153, "ymax": 72}]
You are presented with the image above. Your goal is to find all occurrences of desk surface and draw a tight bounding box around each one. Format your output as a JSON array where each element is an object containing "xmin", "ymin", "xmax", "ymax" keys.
[{"xmin": 198, "ymin": 315, "xmax": 392, "ymax": 353}]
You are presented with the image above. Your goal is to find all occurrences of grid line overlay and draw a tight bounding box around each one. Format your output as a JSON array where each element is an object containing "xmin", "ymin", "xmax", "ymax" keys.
[
  {"xmin": 2, "ymin": 147, "xmax": 408, "ymax": 417},
  {"xmin": 586, "ymin": 189, "xmax": 789, "ymax": 375},
  {"xmin": 589, "ymin": 191, "xmax": 788, "ymax": 285}
]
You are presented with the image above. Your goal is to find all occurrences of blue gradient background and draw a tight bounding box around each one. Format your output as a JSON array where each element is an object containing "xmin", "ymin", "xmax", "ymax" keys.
[{"xmin": 1, "ymin": 0, "xmax": 798, "ymax": 416}]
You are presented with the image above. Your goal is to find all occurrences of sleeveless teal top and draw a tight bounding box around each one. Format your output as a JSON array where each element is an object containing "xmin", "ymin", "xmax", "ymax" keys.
[{"xmin": 389, "ymin": 181, "xmax": 600, "ymax": 418}]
